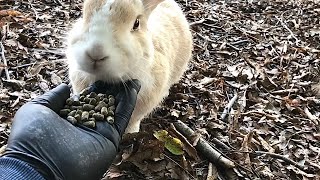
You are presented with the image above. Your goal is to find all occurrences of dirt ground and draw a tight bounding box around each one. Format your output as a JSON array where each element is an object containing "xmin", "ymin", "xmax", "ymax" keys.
[{"xmin": 1, "ymin": 0, "xmax": 320, "ymax": 179}]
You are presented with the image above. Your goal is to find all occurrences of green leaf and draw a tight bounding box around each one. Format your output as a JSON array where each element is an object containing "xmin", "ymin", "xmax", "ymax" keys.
[{"xmin": 153, "ymin": 130, "xmax": 184, "ymax": 155}]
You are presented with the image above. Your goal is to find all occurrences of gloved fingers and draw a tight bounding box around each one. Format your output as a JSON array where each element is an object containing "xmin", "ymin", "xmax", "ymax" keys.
[
  {"xmin": 30, "ymin": 83, "xmax": 71, "ymax": 113},
  {"xmin": 113, "ymin": 79, "xmax": 141, "ymax": 135},
  {"xmin": 92, "ymin": 121, "xmax": 121, "ymax": 148}
]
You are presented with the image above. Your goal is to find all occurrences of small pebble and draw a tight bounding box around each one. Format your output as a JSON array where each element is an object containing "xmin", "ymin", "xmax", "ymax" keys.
[
  {"xmin": 60, "ymin": 90, "xmax": 116, "ymax": 128},
  {"xmin": 73, "ymin": 100, "xmax": 81, "ymax": 106},
  {"xmin": 103, "ymin": 98, "xmax": 109, "ymax": 104},
  {"xmin": 89, "ymin": 98, "xmax": 97, "ymax": 105},
  {"xmin": 84, "ymin": 97, "xmax": 90, "ymax": 103},
  {"xmin": 79, "ymin": 96, "xmax": 85, "ymax": 101},
  {"xmin": 83, "ymin": 104, "xmax": 94, "ymax": 111},
  {"xmin": 101, "ymin": 107, "xmax": 109, "ymax": 116},
  {"xmin": 93, "ymin": 113, "xmax": 104, "ymax": 121},
  {"xmin": 88, "ymin": 92, "xmax": 97, "ymax": 98},
  {"xmin": 83, "ymin": 121, "xmax": 96, "ymax": 128},
  {"xmin": 81, "ymin": 111, "xmax": 90, "ymax": 121},
  {"xmin": 108, "ymin": 110, "xmax": 114, "ymax": 116},
  {"xmin": 95, "ymin": 101, "xmax": 108, "ymax": 112},
  {"xmin": 60, "ymin": 109, "xmax": 71, "ymax": 116},
  {"xmin": 108, "ymin": 105, "xmax": 115, "ymax": 112},
  {"xmin": 106, "ymin": 116, "xmax": 114, "ymax": 124},
  {"xmin": 76, "ymin": 109, "xmax": 83, "ymax": 115},
  {"xmin": 66, "ymin": 98, "xmax": 74, "ymax": 106},
  {"xmin": 67, "ymin": 116, "xmax": 77, "ymax": 124},
  {"xmin": 96, "ymin": 93, "xmax": 105, "ymax": 101},
  {"xmin": 108, "ymin": 97, "xmax": 115, "ymax": 106},
  {"xmin": 74, "ymin": 114, "xmax": 81, "ymax": 122},
  {"xmin": 68, "ymin": 110, "xmax": 77, "ymax": 117},
  {"xmin": 89, "ymin": 110, "xmax": 95, "ymax": 116},
  {"xmin": 71, "ymin": 106, "xmax": 83, "ymax": 111}
]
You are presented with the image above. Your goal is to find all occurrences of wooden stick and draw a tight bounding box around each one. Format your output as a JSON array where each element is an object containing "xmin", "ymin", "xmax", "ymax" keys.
[
  {"xmin": 28, "ymin": 0, "xmax": 39, "ymax": 20},
  {"xmin": 0, "ymin": 42, "xmax": 10, "ymax": 80},
  {"xmin": 275, "ymin": 16, "xmax": 299, "ymax": 43},
  {"xmin": 189, "ymin": 19, "xmax": 205, "ymax": 26},
  {"xmin": 221, "ymin": 93, "xmax": 238, "ymax": 121},
  {"xmin": 254, "ymin": 151, "xmax": 305, "ymax": 170},
  {"xmin": 230, "ymin": 39, "xmax": 250, "ymax": 45},
  {"xmin": 304, "ymin": 107, "xmax": 319, "ymax": 125},
  {"xmin": 271, "ymin": 88, "xmax": 299, "ymax": 95},
  {"xmin": 173, "ymin": 120, "xmax": 235, "ymax": 168}
]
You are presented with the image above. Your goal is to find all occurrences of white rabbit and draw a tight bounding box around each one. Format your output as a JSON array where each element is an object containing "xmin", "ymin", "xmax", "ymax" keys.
[{"xmin": 65, "ymin": 0, "xmax": 193, "ymax": 133}]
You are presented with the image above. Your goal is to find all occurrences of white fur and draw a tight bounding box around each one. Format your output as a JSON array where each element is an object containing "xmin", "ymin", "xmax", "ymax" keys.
[{"xmin": 66, "ymin": 0, "xmax": 192, "ymax": 133}]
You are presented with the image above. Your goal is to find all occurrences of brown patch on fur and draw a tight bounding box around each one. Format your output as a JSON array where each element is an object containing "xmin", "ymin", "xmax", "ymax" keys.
[
  {"xmin": 83, "ymin": 0, "xmax": 107, "ymax": 24},
  {"xmin": 109, "ymin": 0, "xmax": 142, "ymax": 26}
]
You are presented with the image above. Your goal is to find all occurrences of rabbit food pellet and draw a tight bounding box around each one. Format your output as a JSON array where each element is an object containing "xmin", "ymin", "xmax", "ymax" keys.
[{"xmin": 59, "ymin": 89, "xmax": 115, "ymax": 129}]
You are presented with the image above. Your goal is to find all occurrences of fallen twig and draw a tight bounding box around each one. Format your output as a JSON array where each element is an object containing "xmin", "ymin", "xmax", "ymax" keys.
[
  {"xmin": 12, "ymin": 59, "xmax": 67, "ymax": 69},
  {"xmin": 0, "ymin": 42, "xmax": 10, "ymax": 80},
  {"xmin": 306, "ymin": 160, "xmax": 320, "ymax": 171},
  {"xmin": 226, "ymin": 43, "xmax": 240, "ymax": 51},
  {"xmin": 230, "ymin": 39, "xmax": 250, "ymax": 45},
  {"xmin": 304, "ymin": 107, "xmax": 319, "ymax": 125},
  {"xmin": 254, "ymin": 151, "xmax": 305, "ymax": 170},
  {"xmin": 211, "ymin": 138, "xmax": 232, "ymax": 151},
  {"xmin": 28, "ymin": 0, "xmax": 39, "ymax": 20},
  {"xmin": 241, "ymin": 111, "xmax": 278, "ymax": 120},
  {"xmin": 271, "ymin": 88, "xmax": 299, "ymax": 95},
  {"xmin": 31, "ymin": 48, "xmax": 65, "ymax": 56},
  {"xmin": 173, "ymin": 120, "xmax": 235, "ymax": 168},
  {"xmin": 221, "ymin": 93, "xmax": 238, "ymax": 121},
  {"xmin": 189, "ymin": 19, "xmax": 205, "ymax": 26},
  {"xmin": 275, "ymin": 16, "xmax": 299, "ymax": 44}
]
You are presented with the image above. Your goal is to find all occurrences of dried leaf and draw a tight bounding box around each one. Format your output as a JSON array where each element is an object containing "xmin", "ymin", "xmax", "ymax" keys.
[
  {"xmin": 50, "ymin": 73, "xmax": 62, "ymax": 86},
  {"xmin": 154, "ymin": 130, "xmax": 184, "ymax": 155}
]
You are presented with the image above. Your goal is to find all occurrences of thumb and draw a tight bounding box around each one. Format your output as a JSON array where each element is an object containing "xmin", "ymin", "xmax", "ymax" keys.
[{"xmin": 30, "ymin": 83, "xmax": 71, "ymax": 113}]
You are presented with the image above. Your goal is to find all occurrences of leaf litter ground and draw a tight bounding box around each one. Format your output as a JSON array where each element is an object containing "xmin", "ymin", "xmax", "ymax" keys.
[{"xmin": 0, "ymin": 0, "xmax": 320, "ymax": 179}]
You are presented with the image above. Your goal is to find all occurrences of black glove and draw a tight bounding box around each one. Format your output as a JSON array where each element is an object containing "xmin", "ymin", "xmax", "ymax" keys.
[{"xmin": 2, "ymin": 79, "xmax": 141, "ymax": 180}]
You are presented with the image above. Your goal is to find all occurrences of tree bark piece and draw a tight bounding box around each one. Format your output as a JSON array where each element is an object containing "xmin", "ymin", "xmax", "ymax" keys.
[{"xmin": 173, "ymin": 120, "xmax": 235, "ymax": 168}]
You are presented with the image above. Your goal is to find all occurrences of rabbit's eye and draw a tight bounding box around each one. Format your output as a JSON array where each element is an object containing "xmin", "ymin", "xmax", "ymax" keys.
[{"xmin": 132, "ymin": 18, "xmax": 140, "ymax": 31}]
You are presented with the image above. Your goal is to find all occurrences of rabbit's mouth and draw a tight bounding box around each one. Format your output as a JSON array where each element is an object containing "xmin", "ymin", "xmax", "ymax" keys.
[{"xmin": 81, "ymin": 63, "xmax": 126, "ymax": 83}]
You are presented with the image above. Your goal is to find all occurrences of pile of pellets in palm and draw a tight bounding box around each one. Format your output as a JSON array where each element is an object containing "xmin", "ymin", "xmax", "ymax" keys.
[{"xmin": 59, "ymin": 88, "xmax": 115, "ymax": 129}]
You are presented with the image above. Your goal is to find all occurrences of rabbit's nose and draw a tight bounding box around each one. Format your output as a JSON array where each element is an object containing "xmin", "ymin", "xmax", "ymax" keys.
[{"xmin": 86, "ymin": 43, "xmax": 109, "ymax": 62}]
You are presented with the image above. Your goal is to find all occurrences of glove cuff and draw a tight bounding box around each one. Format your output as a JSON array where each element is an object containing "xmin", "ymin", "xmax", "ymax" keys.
[{"xmin": 0, "ymin": 157, "xmax": 45, "ymax": 180}]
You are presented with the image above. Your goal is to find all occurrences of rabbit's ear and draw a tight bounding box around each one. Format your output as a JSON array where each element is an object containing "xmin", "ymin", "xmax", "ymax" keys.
[{"xmin": 142, "ymin": 0, "xmax": 164, "ymax": 17}]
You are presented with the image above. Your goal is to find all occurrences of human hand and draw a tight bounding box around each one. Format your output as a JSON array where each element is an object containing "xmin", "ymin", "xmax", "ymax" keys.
[{"xmin": 2, "ymin": 79, "xmax": 141, "ymax": 180}]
